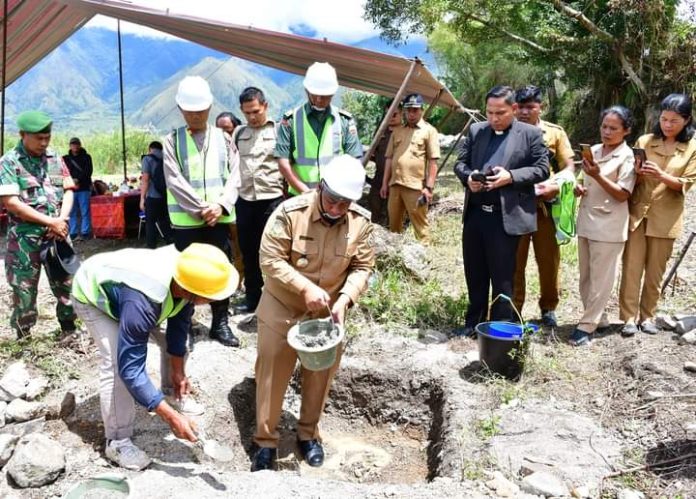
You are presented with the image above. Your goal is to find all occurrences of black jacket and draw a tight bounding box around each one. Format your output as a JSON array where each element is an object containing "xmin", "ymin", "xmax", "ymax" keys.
[
  {"xmin": 454, "ymin": 120, "xmax": 550, "ymax": 236},
  {"xmin": 63, "ymin": 149, "xmax": 93, "ymax": 192}
]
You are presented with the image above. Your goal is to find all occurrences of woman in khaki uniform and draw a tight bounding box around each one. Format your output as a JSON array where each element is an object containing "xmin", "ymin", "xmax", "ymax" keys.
[
  {"xmin": 620, "ymin": 94, "xmax": 696, "ymax": 336},
  {"xmin": 571, "ymin": 106, "xmax": 636, "ymax": 346}
]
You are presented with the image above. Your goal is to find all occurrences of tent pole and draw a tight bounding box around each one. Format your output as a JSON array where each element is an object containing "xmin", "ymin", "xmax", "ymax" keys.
[
  {"xmin": 117, "ymin": 19, "xmax": 127, "ymax": 180},
  {"xmin": 423, "ymin": 88, "xmax": 443, "ymax": 121},
  {"xmin": 436, "ymin": 114, "xmax": 474, "ymax": 176},
  {"xmin": 1, "ymin": 0, "xmax": 8, "ymax": 155},
  {"xmin": 361, "ymin": 60, "xmax": 418, "ymax": 167}
]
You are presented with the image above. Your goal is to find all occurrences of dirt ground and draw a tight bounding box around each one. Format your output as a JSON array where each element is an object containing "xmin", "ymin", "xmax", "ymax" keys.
[{"xmin": 0, "ymin": 180, "xmax": 695, "ymax": 498}]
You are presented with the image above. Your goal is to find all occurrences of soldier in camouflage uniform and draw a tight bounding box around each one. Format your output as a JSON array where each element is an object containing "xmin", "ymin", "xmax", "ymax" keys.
[{"xmin": 0, "ymin": 111, "xmax": 77, "ymax": 339}]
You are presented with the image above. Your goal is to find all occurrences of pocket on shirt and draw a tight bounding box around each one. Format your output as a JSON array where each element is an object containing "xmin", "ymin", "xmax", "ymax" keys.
[
  {"xmin": 334, "ymin": 236, "xmax": 357, "ymax": 259},
  {"xmin": 291, "ymin": 239, "xmax": 318, "ymax": 266}
]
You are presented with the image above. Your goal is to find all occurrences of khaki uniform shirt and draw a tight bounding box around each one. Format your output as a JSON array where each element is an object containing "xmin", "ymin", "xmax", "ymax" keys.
[
  {"xmin": 629, "ymin": 134, "xmax": 696, "ymax": 238},
  {"xmin": 540, "ymin": 120, "xmax": 574, "ymax": 174},
  {"xmin": 577, "ymin": 142, "xmax": 636, "ymax": 242},
  {"xmin": 232, "ymin": 121, "xmax": 284, "ymax": 201},
  {"xmin": 385, "ymin": 119, "xmax": 440, "ymax": 190},
  {"xmin": 163, "ymin": 124, "xmax": 240, "ymax": 219},
  {"xmin": 257, "ymin": 190, "xmax": 374, "ymax": 334}
]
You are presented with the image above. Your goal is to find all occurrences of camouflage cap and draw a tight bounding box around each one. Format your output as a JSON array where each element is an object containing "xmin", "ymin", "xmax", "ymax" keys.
[{"xmin": 16, "ymin": 110, "xmax": 52, "ymax": 133}]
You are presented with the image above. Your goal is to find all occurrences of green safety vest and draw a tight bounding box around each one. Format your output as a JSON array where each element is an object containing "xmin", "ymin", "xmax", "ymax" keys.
[
  {"xmin": 72, "ymin": 245, "xmax": 187, "ymax": 324},
  {"xmin": 166, "ymin": 126, "xmax": 235, "ymax": 227},
  {"xmin": 289, "ymin": 106, "xmax": 343, "ymax": 196}
]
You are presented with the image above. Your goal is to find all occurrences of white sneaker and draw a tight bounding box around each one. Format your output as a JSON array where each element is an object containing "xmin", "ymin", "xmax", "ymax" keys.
[
  {"xmin": 166, "ymin": 396, "xmax": 205, "ymax": 416},
  {"xmin": 105, "ymin": 438, "xmax": 152, "ymax": 471}
]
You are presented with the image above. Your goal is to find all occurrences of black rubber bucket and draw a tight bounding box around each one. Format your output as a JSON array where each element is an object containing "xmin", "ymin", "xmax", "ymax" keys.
[{"xmin": 475, "ymin": 322, "xmax": 539, "ymax": 380}]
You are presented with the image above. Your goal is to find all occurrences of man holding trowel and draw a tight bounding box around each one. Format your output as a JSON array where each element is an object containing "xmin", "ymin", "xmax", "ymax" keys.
[
  {"xmin": 71, "ymin": 243, "xmax": 238, "ymax": 470},
  {"xmin": 250, "ymin": 155, "xmax": 375, "ymax": 472}
]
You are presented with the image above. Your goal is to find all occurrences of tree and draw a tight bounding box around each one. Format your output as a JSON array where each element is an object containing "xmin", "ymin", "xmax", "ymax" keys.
[{"xmin": 364, "ymin": 0, "xmax": 696, "ymax": 138}]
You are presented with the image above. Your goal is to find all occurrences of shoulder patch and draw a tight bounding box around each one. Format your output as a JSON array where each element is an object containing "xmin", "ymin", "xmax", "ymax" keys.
[
  {"xmin": 349, "ymin": 203, "xmax": 371, "ymax": 219},
  {"xmin": 338, "ymin": 108, "xmax": 353, "ymax": 119},
  {"xmin": 544, "ymin": 120, "xmax": 564, "ymax": 131},
  {"xmin": 282, "ymin": 195, "xmax": 312, "ymax": 212}
]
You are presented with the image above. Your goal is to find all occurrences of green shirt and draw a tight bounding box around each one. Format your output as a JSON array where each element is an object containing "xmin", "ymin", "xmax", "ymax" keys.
[{"xmin": 274, "ymin": 103, "xmax": 363, "ymax": 160}]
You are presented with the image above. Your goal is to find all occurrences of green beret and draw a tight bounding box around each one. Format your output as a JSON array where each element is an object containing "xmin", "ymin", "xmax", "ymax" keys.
[{"xmin": 16, "ymin": 110, "xmax": 52, "ymax": 133}]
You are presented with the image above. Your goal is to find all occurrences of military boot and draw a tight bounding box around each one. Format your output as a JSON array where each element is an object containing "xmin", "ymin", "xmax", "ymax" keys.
[{"xmin": 209, "ymin": 303, "xmax": 240, "ymax": 347}]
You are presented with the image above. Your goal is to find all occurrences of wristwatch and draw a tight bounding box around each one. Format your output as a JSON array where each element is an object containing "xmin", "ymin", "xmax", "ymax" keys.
[{"xmin": 424, "ymin": 186, "xmax": 434, "ymax": 192}]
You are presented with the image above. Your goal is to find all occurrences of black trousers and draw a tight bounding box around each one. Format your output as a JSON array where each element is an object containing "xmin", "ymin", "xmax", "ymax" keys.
[
  {"xmin": 144, "ymin": 197, "xmax": 173, "ymax": 249},
  {"xmin": 173, "ymin": 224, "xmax": 232, "ymax": 310},
  {"xmin": 235, "ymin": 196, "xmax": 283, "ymax": 307},
  {"xmin": 462, "ymin": 206, "xmax": 520, "ymax": 326}
]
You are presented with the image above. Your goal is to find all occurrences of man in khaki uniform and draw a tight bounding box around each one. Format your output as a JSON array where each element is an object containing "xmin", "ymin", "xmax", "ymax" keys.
[
  {"xmin": 512, "ymin": 86, "xmax": 575, "ymax": 326},
  {"xmin": 232, "ymin": 87, "xmax": 284, "ymax": 313},
  {"xmin": 251, "ymin": 155, "xmax": 374, "ymax": 472},
  {"xmin": 380, "ymin": 93, "xmax": 440, "ymax": 243}
]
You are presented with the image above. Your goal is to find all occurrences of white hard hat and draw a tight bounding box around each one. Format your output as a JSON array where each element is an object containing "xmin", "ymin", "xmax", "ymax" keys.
[
  {"xmin": 321, "ymin": 155, "xmax": 365, "ymax": 201},
  {"xmin": 303, "ymin": 62, "xmax": 339, "ymax": 96},
  {"xmin": 176, "ymin": 76, "xmax": 213, "ymax": 112}
]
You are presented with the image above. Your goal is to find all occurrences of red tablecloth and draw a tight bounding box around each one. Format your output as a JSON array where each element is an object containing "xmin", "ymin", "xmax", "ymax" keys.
[{"xmin": 90, "ymin": 191, "xmax": 141, "ymax": 239}]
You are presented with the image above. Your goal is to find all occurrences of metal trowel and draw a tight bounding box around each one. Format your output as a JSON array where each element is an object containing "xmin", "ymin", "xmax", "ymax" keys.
[{"xmin": 194, "ymin": 432, "xmax": 234, "ymax": 462}]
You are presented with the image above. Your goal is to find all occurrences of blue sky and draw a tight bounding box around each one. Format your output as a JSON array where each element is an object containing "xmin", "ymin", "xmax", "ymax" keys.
[{"xmin": 87, "ymin": 0, "xmax": 381, "ymax": 43}]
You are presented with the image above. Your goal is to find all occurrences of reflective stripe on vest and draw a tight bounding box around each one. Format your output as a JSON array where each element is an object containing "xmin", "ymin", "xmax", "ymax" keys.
[
  {"xmin": 289, "ymin": 106, "xmax": 343, "ymax": 196},
  {"xmin": 72, "ymin": 246, "xmax": 187, "ymax": 324},
  {"xmin": 166, "ymin": 126, "xmax": 235, "ymax": 226}
]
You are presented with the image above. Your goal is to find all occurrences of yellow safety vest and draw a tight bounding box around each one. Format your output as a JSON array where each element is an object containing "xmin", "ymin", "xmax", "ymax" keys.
[
  {"xmin": 289, "ymin": 106, "xmax": 343, "ymax": 196},
  {"xmin": 166, "ymin": 126, "xmax": 235, "ymax": 226},
  {"xmin": 72, "ymin": 245, "xmax": 187, "ymax": 324}
]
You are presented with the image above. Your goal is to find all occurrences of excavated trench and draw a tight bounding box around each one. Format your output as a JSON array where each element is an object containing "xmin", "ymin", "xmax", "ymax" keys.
[{"xmin": 314, "ymin": 366, "xmax": 448, "ymax": 484}]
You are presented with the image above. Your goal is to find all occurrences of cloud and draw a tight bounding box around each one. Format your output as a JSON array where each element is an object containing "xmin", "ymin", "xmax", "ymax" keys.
[{"xmin": 86, "ymin": 0, "xmax": 379, "ymax": 43}]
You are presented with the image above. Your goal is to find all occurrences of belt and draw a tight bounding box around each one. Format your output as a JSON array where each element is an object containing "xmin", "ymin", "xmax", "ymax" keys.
[{"xmin": 472, "ymin": 204, "xmax": 501, "ymax": 213}]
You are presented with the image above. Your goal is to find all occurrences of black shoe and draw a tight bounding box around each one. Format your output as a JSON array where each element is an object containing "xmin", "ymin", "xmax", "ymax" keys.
[
  {"xmin": 541, "ymin": 310, "xmax": 558, "ymax": 328},
  {"xmin": 297, "ymin": 439, "xmax": 324, "ymax": 467},
  {"xmin": 250, "ymin": 447, "xmax": 277, "ymax": 472},
  {"xmin": 233, "ymin": 302, "xmax": 257, "ymax": 315},
  {"xmin": 452, "ymin": 325, "xmax": 476, "ymax": 338},
  {"xmin": 569, "ymin": 328, "xmax": 591, "ymax": 346},
  {"xmin": 209, "ymin": 309, "xmax": 240, "ymax": 347}
]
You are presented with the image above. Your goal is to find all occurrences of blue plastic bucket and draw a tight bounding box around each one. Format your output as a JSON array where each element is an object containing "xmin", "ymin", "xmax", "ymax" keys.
[{"xmin": 475, "ymin": 322, "xmax": 538, "ymax": 380}]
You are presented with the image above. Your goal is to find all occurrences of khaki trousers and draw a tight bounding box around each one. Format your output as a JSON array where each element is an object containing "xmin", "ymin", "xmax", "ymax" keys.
[
  {"xmin": 577, "ymin": 237, "xmax": 624, "ymax": 333},
  {"xmin": 512, "ymin": 204, "xmax": 560, "ymax": 313},
  {"xmin": 254, "ymin": 317, "xmax": 342, "ymax": 448},
  {"xmin": 387, "ymin": 184, "xmax": 429, "ymax": 243},
  {"xmin": 72, "ymin": 299, "xmax": 174, "ymax": 441},
  {"xmin": 619, "ymin": 220, "xmax": 675, "ymax": 323}
]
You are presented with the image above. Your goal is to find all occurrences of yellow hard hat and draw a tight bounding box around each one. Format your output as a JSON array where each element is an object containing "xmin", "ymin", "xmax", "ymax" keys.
[{"xmin": 173, "ymin": 243, "xmax": 238, "ymax": 301}]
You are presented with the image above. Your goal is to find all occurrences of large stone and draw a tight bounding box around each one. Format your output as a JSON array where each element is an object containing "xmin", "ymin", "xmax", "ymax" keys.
[
  {"xmin": 0, "ymin": 433, "xmax": 19, "ymax": 467},
  {"xmin": 24, "ymin": 377, "xmax": 49, "ymax": 401},
  {"xmin": 675, "ymin": 315, "xmax": 696, "ymax": 335},
  {"xmin": 0, "ymin": 362, "xmax": 31, "ymax": 402},
  {"xmin": 521, "ymin": 471, "xmax": 569, "ymax": 497},
  {"xmin": 489, "ymin": 400, "xmax": 621, "ymax": 491},
  {"xmin": 654, "ymin": 315, "xmax": 677, "ymax": 331},
  {"xmin": 485, "ymin": 470, "xmax": 520, "ymax": 497},
  {"xmin": 5, "ymin": 433, "xmax": 65, "ymax": 487},
  {"xmin": 5, "ymin": 399, "xmax": 46, "ymax": 423},
  {"xmin": 371, "ymin": 225, "xmax": 430, "ymax": 281},
  {"xmin": 679, "ymin": 331, "xmax": 696, "ymax": 345}
]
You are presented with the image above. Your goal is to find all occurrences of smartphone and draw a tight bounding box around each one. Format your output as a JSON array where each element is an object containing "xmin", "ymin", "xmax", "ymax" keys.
[
  {"xmin": 579, "ymin": 143, "xmax": 592, "ymax": 162},
  {"xmin": 470, "ymin": 171, "xmax": 487, "ymax": 183},
  {"xmin": 632, "ymin": 147, "xmax": 647, "ymax": 164}
]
